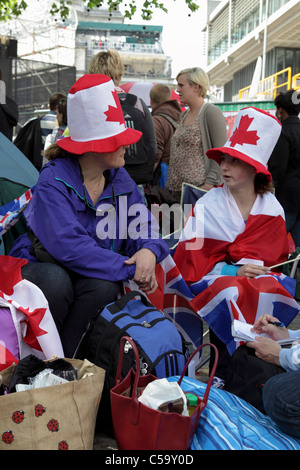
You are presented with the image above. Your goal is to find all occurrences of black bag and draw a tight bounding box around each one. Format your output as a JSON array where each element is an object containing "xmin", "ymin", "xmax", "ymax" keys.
[
  {"xmin": 74, "ymin": 290, "xmax": 189, "ymax": 435},
  {"xmin": 28, "ymin": 230, "xmax": 59, "ymax": 264},
  {"xmin": 14, "ymin": 117, "xmax": 43, "ymax": 171},
  {"xmin": 224, "ymin": 345, "xmax": 285, "ymax": 413},
  {"xmin": 144, "ymin": 185, "xmax": 178, "ymax": 206},
  {"xmin": 119, "ymin": 93, "xmax": 154, "ymax": 184}
]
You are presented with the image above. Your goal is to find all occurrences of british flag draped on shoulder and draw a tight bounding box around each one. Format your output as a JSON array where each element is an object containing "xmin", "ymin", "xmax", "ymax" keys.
[
  {"xmin": 173, "ymin": 184, "xmax": 300, "ymax": 355},
  {"xmin": 0, "ymin": 256, "xmax": 64, "ymax": 371}
]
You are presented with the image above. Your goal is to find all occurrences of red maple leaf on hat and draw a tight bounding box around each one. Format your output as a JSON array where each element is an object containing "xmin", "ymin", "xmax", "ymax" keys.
[
  {"xmin": 229, "ymin": 114, "xmax": 260, "ymax": 147},
  {"xmin": 104, "ymin": 89, "xmax": 125, "ymax": 125}
]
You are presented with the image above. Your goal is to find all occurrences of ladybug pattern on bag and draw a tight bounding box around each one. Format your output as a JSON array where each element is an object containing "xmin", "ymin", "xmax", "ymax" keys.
[
  {"xmin": 2, "ymin": 430, "xmax": 14, "ymax": 444},
  {"xmin": 1, "ymin": 403, "xmax": 69, "ymax": 448},
  {"xmin": 58, "ymin": 440, "xmax": 69, "ymax": 450},
  {"xmin": 35, "ymin": 404, "xmax": 46, "ymax": 417},
  {"xmin": 11, "ymin": 410, "xmax": 25, "ymax": 424},
  {"xmin": 47, "ymin": 418, "xmax": 60, "ymax": 432}
]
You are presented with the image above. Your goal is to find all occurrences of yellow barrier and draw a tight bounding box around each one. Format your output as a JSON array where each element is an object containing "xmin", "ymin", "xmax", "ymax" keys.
[
  {"xmin": 238, "ymin": 67, "xmax": 295, "ymax": 100},
  {"xmin": 292, "ymin": 73, "xmax": 300, "ymax": 90}
]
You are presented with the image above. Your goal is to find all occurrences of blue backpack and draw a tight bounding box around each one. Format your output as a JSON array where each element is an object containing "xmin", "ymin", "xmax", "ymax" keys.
[{"xmin": 75, "ymin": 290, "xmax": 188, "ymax": 434}]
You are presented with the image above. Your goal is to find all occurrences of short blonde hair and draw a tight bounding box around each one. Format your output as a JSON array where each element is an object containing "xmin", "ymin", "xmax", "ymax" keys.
[
  {"xmin": 176, "ymin": 67, "xmax": 209, "ymax": 97},
  {"xmin": 88, "ymin": 49, "xmax": 125, "ymax": 86}
]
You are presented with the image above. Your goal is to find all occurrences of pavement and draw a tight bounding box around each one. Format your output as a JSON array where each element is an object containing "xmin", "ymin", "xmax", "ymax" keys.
[{"xmin": 92, "ymin": 310, "xmax": 300, "ymax": 450}]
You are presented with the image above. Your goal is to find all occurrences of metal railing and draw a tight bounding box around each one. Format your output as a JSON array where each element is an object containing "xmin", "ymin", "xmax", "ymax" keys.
[{"xmin": 238, "ymin": 67, "xmax": 295, "ymax": 100}]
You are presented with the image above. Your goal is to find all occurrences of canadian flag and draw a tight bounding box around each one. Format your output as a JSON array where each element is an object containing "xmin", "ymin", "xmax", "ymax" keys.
[{"xmin": 0, "ymin": 256, "xmax": 64, "ymax": 371}]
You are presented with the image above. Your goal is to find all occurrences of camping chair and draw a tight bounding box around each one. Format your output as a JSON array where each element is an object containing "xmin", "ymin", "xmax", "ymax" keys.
[
  {"xmin": 158, "ymin": 183, "xmax": 208, "ymax": 374},
  {"xmin": 161, "ymin": 182, "xmax": 207, "ymax": 253}
]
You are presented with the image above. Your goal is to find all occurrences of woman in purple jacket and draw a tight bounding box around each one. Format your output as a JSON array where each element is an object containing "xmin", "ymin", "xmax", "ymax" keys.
[{"xmin": 10, "ymin": 74, "xmax": 169, "ymax": 356}]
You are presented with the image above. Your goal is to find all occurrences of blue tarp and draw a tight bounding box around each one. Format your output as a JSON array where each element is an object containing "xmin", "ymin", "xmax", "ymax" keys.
[{"xmin": 169, "ymin": 376, "xmax": 300, "ymax": 450}]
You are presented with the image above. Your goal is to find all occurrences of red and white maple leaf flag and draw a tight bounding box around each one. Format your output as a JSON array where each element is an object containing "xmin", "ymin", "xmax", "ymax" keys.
[
  {"xmin": 0, "ymin": 257, "xmax": 64, "ymax": 370},
  {"xmin": 229, "ymin": 114, "xmax": 260, "ymax": 147},
  {"xmin": 206, "ymin": 107, "xmax": 282, "ymax": 176},
  {"xmin": 104, "ymin": 89, "xmax": 125, "ymax": 125}
]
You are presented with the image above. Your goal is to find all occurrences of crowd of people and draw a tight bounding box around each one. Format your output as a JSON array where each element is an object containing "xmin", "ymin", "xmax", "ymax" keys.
[{"xmin": 2, "ymin": 49, "xmax": 300, "ymax": 440}]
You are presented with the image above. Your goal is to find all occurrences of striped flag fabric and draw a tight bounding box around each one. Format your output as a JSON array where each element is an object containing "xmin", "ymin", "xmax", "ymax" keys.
[{"xmin": 168, "ymin": 376, "xmax": 300, "ymax": 450}]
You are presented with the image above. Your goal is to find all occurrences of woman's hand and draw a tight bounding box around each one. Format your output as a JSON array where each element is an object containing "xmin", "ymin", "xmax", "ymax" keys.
[
  {"xmin": 247, "ymin": 313, "xmax": 290, "ymax": 366},
  {"xmin": 247, "ymin": 337, "xmax": 282, "ymax": 366},
  {"xmin": 124, "ymin": 248, "xmax": 158, "ymax": 294},
  {"xmin": 237, "ymin": 263, "xmax": 270, "ymax": 279},
  {"xmin": 251, "ymin": 314, "xmax": 289, "ymax": 341}
]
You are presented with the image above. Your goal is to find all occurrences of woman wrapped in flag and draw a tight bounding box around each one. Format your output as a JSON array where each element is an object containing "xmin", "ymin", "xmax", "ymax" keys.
[{"xmin": 173, "ymin": 107, "xmax": 300, "ymax": 382}]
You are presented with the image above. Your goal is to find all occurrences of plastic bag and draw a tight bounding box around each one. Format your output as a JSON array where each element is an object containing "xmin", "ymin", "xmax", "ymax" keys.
[{"xmin": 138, "ymin": 378, "xmax": 189, "ymax": 415}]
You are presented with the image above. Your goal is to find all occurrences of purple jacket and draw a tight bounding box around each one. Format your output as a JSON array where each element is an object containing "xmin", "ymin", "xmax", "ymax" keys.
[{"xmin": 10, "ymin": 157, "xmax": 169, "ymax": 281}]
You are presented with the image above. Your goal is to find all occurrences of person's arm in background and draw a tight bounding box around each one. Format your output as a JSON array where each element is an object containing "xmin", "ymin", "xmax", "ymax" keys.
[
  {"xmin": 202, "ymin": 104, "xmax": 227, "ymax": 188},
  {"xmin": 268, "ymin": 131, "xmax": 289, "ymax": 192}
]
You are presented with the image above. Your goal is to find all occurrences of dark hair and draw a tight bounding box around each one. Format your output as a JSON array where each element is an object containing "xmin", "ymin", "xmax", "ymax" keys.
[
  {"xmin": 57, "ymin": 98, "xmax": 67, "ymax": 126},
  {"xmin": 49, "ymin": 93, "xmax": 67, "ymax": 111},
  {"xmin": 254, "ymin": 173, "xmax": 273, "ymax": 194},
  {"xmin": 274, "ymin": 89, "xmax": 300, "ymax": 116}
]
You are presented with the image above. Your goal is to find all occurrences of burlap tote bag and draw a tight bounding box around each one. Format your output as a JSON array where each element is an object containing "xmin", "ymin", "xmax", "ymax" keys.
[{"xmin": 0, "ymin": 358, "xmax": 105, "ymax": 450}]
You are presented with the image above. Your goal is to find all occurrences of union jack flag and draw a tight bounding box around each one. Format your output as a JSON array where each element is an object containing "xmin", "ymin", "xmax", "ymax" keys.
[
  {"xmin": 173, "ymin": 185, "xmax": 300, "ymax": 355},
  {"xmin": 190, "ymin": 273, "xmax": 299, "ymax": 355},
  {"xmin": 0, "ymin": 187, "xmax": 34, "ymax": 237},
  {"xmin": 125, "ymin": 255, "xmax": 203, "ymax": 350}
]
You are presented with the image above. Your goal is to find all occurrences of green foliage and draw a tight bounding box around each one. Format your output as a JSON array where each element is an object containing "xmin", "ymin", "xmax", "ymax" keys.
[
  {"xmin": 0, "ymin": 0, "xmax": 28, "ymax": 21},
  {"xmin": 0, "ymin": 0, "xmax": 199, "ymax": 22}
]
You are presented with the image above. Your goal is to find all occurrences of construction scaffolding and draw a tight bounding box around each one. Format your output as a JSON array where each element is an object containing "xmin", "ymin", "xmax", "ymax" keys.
[{"xmin": 13, "ymin": 58, "xmax": 76, "ymax": 125}]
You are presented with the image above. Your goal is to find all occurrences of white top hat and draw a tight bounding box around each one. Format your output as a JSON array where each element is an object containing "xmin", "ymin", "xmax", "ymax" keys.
[
  {"xmin": 58, "ymin": 74, "xmax": 142, "ymax": 155},
  {"xmin": 207, "ymin": 107, "xmax": 282, "ymax": 181}
]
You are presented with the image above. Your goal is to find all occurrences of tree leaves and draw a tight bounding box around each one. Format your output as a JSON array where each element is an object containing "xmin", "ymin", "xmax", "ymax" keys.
[{"xmin": 0, "ymin": 0, "xmax": 199, "ymax": 22}]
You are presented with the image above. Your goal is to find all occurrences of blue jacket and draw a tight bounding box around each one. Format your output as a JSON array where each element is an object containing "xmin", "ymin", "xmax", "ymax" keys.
[{"xmin": 10, "ymin": 157, "xmax": 169, "ymax": 281}]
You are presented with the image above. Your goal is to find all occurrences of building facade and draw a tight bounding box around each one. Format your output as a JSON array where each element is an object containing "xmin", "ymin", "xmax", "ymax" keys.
[{"xmin": 203, "ymin": 0, "xmax": 300, "ymax": 100}]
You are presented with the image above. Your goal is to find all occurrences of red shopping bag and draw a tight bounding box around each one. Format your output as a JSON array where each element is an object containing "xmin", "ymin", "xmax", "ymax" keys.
[{"xmin": 110, "ymin": 336, "xmax": 218, "ymax": 450}]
